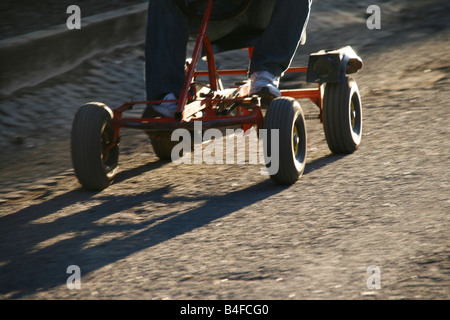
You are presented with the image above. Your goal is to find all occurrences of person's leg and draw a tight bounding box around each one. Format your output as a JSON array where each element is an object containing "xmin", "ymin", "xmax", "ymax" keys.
[
  {"xmin": 249, "ymin": 0, "xmax": 312, "ymax": 78},
  {"xmin": 145, "ymin": 0, "xmax": 189, "ymax": 103},
  {"xmin": 145, "ymin": 0, "xmax": 249, "ymax": 117}
]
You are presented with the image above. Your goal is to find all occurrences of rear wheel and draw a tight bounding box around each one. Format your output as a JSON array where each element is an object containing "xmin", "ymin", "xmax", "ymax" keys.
[
  {"xmin": 71, "ymin": 103, "xmax": 119, "ymax": 191},
  {"xmin": 323, "ymin": 77, "xmax": 362, "ymax": 154},
  {"xmin": 142, "ymin": 105, "xmax": 194, "ymax": 161},
  {"xmin": 264, "ymin": 97, "xmax": 307, "ymax": 185},
  {"xmin": 149, "ymin": 133, "xmax": 182, "ymax": 161}
]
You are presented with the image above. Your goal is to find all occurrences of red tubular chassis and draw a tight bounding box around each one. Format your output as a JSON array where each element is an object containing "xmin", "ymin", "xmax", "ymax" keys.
[{"xmin": 71, "ymin": 0, "xmax": 363, "ymax": 191}]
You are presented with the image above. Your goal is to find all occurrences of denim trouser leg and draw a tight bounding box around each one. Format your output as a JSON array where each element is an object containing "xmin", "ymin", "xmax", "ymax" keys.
[
  {"xmin": 145, "ymin": 0, "xmax": 189, "ymax": 101},
  {"xmin": 249, "ymin": 0, "xmax": 312, "ymax": 77},
  {"xmin": 145, "ymin": 0, "xmax": 312, "ymax": 102}
]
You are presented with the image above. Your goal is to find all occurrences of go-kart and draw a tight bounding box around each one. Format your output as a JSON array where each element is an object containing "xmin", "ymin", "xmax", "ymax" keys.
[{"xmin": 71, "ymin": 0, "xmax": 363, "ymax": 191}]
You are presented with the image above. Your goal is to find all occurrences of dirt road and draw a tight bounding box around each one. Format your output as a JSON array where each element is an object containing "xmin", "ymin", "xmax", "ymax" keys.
[{"xmin": 0, "ymin": 0, "xmax": 448, "ymax": 300}]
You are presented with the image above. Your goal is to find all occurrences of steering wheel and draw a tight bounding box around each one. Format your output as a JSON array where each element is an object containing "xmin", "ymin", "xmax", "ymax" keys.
[{"xmin": 176, "ymin": 0, "xmax": 252, "ymax": 22}]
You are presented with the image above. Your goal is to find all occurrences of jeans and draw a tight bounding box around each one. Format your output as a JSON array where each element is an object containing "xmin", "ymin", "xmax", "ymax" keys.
[{"xmin": 145, "ymin": 0, "xmax": 312, "ymax": 101}]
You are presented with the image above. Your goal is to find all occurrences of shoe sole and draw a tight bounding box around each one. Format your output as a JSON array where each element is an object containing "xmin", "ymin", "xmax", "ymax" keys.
[{"xmin": 251, "ymin": 87, "xmax": 280, "ymax": 108}]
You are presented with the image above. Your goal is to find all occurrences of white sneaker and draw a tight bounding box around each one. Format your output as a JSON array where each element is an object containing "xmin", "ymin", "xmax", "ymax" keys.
[
  {"xmin": 152, "ymin": 93, "xmax": 178, "ymax": 117},
  {"xmin": 249, "ymin": 71, "xmax": 281, "ymax": 99}
]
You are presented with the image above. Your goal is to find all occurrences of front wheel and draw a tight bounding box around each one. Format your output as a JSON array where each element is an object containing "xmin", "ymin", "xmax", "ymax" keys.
[
  {"xmin": 263, "ymin": 97, "xmax": 307, "ymax": 185},
  {"xmin": 322, "ymin": 77, "xmax": 362, "ymax": 154},
  {"xmin": 71, "ymin": 102, "xmax": 119, "ymax": 191}
]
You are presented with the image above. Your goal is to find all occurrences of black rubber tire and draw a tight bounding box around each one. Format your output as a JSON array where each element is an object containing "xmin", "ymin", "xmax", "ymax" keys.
[
  {"xmin": 323, "ymin": 77, "xmax": 363, "ymax": 154},
  {"xmin": 264, "ymin": 97, "xmax": 307, "ymax": 185},
  {"xmin": 141, "ymin": 106, "xmax": 193, "ymax": 161},
  {"xmin": 71, "ymin": 103, "xmax": 119, "ymax": 191},
  {"xmin": 150, "ymin": 133, "xmax": 181, "ymax": 161}
]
